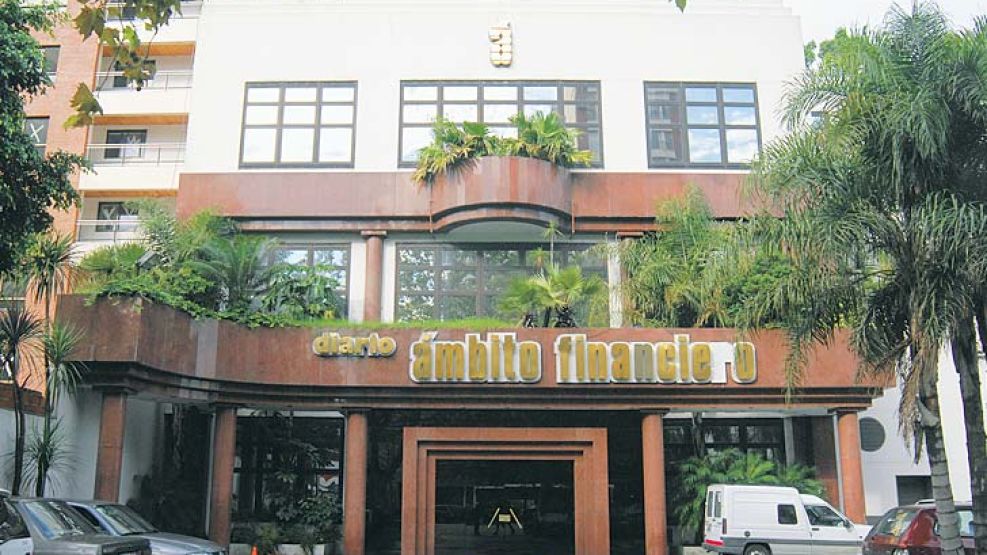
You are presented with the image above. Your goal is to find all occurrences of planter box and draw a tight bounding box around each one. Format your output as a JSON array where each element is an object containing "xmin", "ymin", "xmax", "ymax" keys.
[{"xmin": 428, "ymin": 156, "xmax": 572, "ymax": 231}]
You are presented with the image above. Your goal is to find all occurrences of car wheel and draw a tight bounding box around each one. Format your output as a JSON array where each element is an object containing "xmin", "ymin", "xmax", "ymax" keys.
[{"xmin": 744, "ymin": 544, "xmax": 771, "ymax": 555}]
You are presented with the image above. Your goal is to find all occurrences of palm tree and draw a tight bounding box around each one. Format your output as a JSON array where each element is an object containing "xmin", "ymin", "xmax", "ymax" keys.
[
  {"xmin": 499, "ymin": 265, "xmax": 606, "ymax": 327},
  {"xmin": 190, "ymin": 235, "xmax": 277, "ymax": 313},
  {"xmin": 0, "ymin": 308, "xmax": 43, "ymax": 495},
  {"xmin": 748, "ymin": 4, "xmax": 987, "ymax": 553},
  {"xmin": 23, "ymin": 232, "xmax": 76, "ymax": 495}
]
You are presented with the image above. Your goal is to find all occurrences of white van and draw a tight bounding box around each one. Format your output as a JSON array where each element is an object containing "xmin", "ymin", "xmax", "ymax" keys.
[{"xmin": 702, "ymin": 484, "xmax": 871, "ymax": 555}]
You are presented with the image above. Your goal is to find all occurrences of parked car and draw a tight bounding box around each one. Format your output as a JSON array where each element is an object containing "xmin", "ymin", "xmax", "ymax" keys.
[
  {"xmin": 65, "ymin": 501, "xmax": 224, "ymax": 555},
  {"xmin": 0, "ymin": 497, "xmax": 151, "ymax": 555},
  {"xmin": 863, "ymin": 501, "xmax": 975, "ymax": 554},
  {"xmin": 702, "ymin": 484, "xmax": 871, "ymax": 555}
]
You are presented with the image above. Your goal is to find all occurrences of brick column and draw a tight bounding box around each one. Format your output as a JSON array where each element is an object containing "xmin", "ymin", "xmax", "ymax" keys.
[
  {"xmin": 641, "ymin": 412, "xmax": 668, "ymax": 555},
  {"xmin": 208, "ymin": 406, "xmax": 238, "ymax": 545},
  {"xmin": 362, "ymin": 231, "xmax": 386, "ymax": 322},
  {"xmin": 836, "ymin": 411, "xmax": 866, "ymax": 523},
  {"xmin": 93, "ymin": 390, "xmax": 128, "ymax": 502},
  {"xmin": 343, "ymin": 410, "xmax": 369, "ymax": 555}
]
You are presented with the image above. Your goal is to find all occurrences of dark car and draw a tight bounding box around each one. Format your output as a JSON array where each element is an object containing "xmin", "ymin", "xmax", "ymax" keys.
[
  {"xmin": 863, "ymin": 501, "xmax": 975, "ymax": 555},
  {"xmin": 0, "ymin": 498, "xmax": 151, "ymax": 555}
]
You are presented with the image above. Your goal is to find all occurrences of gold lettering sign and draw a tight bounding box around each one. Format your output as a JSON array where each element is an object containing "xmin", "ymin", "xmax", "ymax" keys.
[
  {"xmin": 312, "ymin": 332, "xmax": 397, "ymax": 358},
  {"xmin": 409, "ymin": 332, "xmax": 542, "ymax": 383},
  {"xmin": 554, "ymin": 333, "xmax": 757, "ymax": 385}
]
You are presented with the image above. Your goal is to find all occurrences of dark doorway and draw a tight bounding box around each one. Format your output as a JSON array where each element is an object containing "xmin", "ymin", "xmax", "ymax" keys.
[
  {"xmin": 434, "ymin": 460, "xmax": 575, "ymax": 555},
  {"xmin": 896, "ymin": 475, "xmax": 933, "ymax": 506}
]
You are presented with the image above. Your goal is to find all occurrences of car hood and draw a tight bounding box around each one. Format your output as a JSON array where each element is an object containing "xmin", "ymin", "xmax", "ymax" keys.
[
  {"xmin": 143, "ymin": 532, "xmax": 222, "ymax": 555},
  {"xmin": 54, "ymin": 535, "xmax": 150, "ymax": 551}
]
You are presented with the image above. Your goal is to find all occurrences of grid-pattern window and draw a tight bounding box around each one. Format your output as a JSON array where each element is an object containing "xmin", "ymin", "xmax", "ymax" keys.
[
  {"xmin": 240, "ymin": 82, "xmax": 357, "ymax": 168},
  {"xmin": 24, "ymin": 117, "xmax": 49, "ymax": 156},
  {"xmin": 645, "ymin": 82, "xmax": 760, "ymax": 167},
  {"xmin": 399, "ymin": 81, "xmax": 603, "ymax": 167},
  {"xmin": 41, "ymin": 46, "xmax": 59, "ymax": 79},
  {"xmin": 395, "ymin": 243, "xmax": 605, "ymax": 321},
  {"xmin": 95, "ymin": 202, "xmax": 139, "ymax": 233},
  {"xmin": 269, "ymin": 244, "xmax": 350, "ymax": 315},
  {"xmin": 664, "ymin": 419, "xmax": 785, "ymax": 464}
]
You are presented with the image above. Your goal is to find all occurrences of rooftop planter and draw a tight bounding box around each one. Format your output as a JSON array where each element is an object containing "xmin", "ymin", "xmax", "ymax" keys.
[
  {"xmin": 428, "ymin": 156, "xmax": 573, "ymax": 230},
  {"xmin": 412, "ymin": 114, "xmax": 592, "ymax": 231}
]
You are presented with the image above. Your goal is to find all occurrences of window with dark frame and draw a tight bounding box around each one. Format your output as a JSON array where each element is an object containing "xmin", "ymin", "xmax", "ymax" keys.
[
  {"xmin": 95, "ymin": 202, "xmax": 139, "ymax": 233},
  {"xmin": 645, "ymin": 82, "xmax": 760, "ymax": 168},
  {"xmin": 24, "ymin": 117, "xmax": 49, "ymax": 156},
  {"xmin": 777, "ymin": 504, "xmax": 798, "ymax": 525},
  {"xmin": 663, "ymin": 419, "xmax": 785, "ymax": 465},
  {"xmin": 105, "ymin": 129, "xmax": 148, "ymax": 160},
  {"xmin": 42, "ymin": 46, "xmax": 59, "ymax": 79},
  {"xmin": 233, "ymin": 415, "xmax": 343, "ymax": 522},
  {"xmin": 269, "ymin": 244, "xmax": 351, "ymax": 316},
  {"xmin": 395, "ymin": 243, "xmax": 606, "ymax": 321},
  {"xmin": 112, "ymin": 59, "xmax": 156, "ymax": 89},
  {"xmin": 399, "ymin": 81, "xmax": 603, "ymax": 167},
  {"xmin": 0, "ymin": 280, "xmax": 27, "ymax": 312},
  {"xmin": 240, "ymin": 82, "xmax": 357, "ymax": 168}
]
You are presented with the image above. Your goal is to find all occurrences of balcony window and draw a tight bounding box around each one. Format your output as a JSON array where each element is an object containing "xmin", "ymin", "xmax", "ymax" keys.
[
  {"xmin": 240, "ymin": 82, "xmax": 357, "ymax": 168},
  {"xmin": 95, "ymin": 202, "xmax": 139, "ymax": 233},
  {"xmin": 269, "ymin": 244, "xmax": 350, "ymax": 315},
  {"xmin": 105, "ymin": 129, "xmax": 148, "ymax": 160},
  {"xmin": 0, "ymin": 280, "xmax": 26, "ymax": 312},
  {"xmin": 41, "ymin": 46, "xmax": 59, "ymax": 80},
  {"xmin": 395, "ymin": 243, "xmax": 605, "ymax": 321},
  {"xmin": 24, "ymin": 117, "xmax": 48, "ymax": 156},
  {"xmin": 399, "ymin": 81, "xmax": 603, "ymax": 167},
  {"xmin": 645, "ymin": 82, "xmax": 760, "ymax": 168}
]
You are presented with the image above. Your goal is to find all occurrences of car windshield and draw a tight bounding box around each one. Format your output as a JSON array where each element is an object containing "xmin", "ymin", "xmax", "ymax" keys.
[
  {"xmin": 94, "ymin": 505, "xmax": 157, "ymax": 535},
  {"xmin": 805, "ymin": 504, "xmax": 846, "ymax": 526},
  {"xmin": 874, "ymin": 509, "xmax": 918, "ymax": 538},
  {"xmin": 19, "ymin": 500, "xmax": 94, "ymax": 540}
]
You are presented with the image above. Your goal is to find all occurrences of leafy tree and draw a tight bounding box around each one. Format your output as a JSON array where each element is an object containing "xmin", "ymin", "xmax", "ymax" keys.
[
  {"xmin": 0, "ymin": 308, "xmax": 43, "ymax": 495},
  {"xmin": 749, "ymin": 4, "xmax": 987, "ymax": 552},
  {"xmin": 671, "ymin": 449, "xmax": 825, "ymax": 541},
  {"xmin": 615, "ymin": 188, "xmax": 791, "ymax": 328},
  {"xmin": 0, "ymin": 1, "xmax": 85, "ymax": 276}
]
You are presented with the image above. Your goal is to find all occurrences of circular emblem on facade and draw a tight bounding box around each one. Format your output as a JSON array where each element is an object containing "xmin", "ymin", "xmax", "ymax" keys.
[{"xmin": 859, "ymin": 417, "xmax": 886, "ymax": 452}]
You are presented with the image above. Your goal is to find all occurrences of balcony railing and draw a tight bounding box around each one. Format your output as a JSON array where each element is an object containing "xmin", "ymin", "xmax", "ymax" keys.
[
  {"xmin": 96, "ymin": 70, "xmax": 194, "ymax": 91},
  {"xmin": 76, "ymin": 219, "xmax": 142, "ymax": 244},
  {"xmin": 105, "ymin": 0, "xmax": 202, "ymax": 20},
  {"xmin": 87, "ymin": 143, "xmax": 186, "ymax": 166}
]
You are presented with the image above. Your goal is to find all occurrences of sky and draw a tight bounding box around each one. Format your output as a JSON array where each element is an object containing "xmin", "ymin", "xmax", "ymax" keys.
[{"xmin": 784, "ymin": 0, "xmax": 987, "ymax": 43}]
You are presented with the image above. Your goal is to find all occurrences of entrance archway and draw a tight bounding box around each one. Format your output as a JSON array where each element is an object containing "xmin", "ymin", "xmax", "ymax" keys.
[{"xmin": 400, "ymin": 427, "xmax": 610, "ymax": 555}]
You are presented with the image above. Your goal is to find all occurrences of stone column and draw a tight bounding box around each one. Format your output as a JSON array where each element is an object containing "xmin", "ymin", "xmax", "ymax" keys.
[
  {"xmin": 343, "ymin": 410, "xmax": 369, "ymax": 555},
  {"xmin": 641, "ymin": 411, "xmax": 668, "ymax": 555},
  {"xmin": 362, "ymin": 231, "xmax": 386, "ymax": 322},
  {"xmin": 208, "ymin": 406, "xmax": 238, "ymax": 545},
  {"xmin": 836, "ymin": 411, "xmax": 867, "ymax": 523},
  {"xmin": 93, "ymin": 390, "xmax": 128, "ymax": 502}
]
